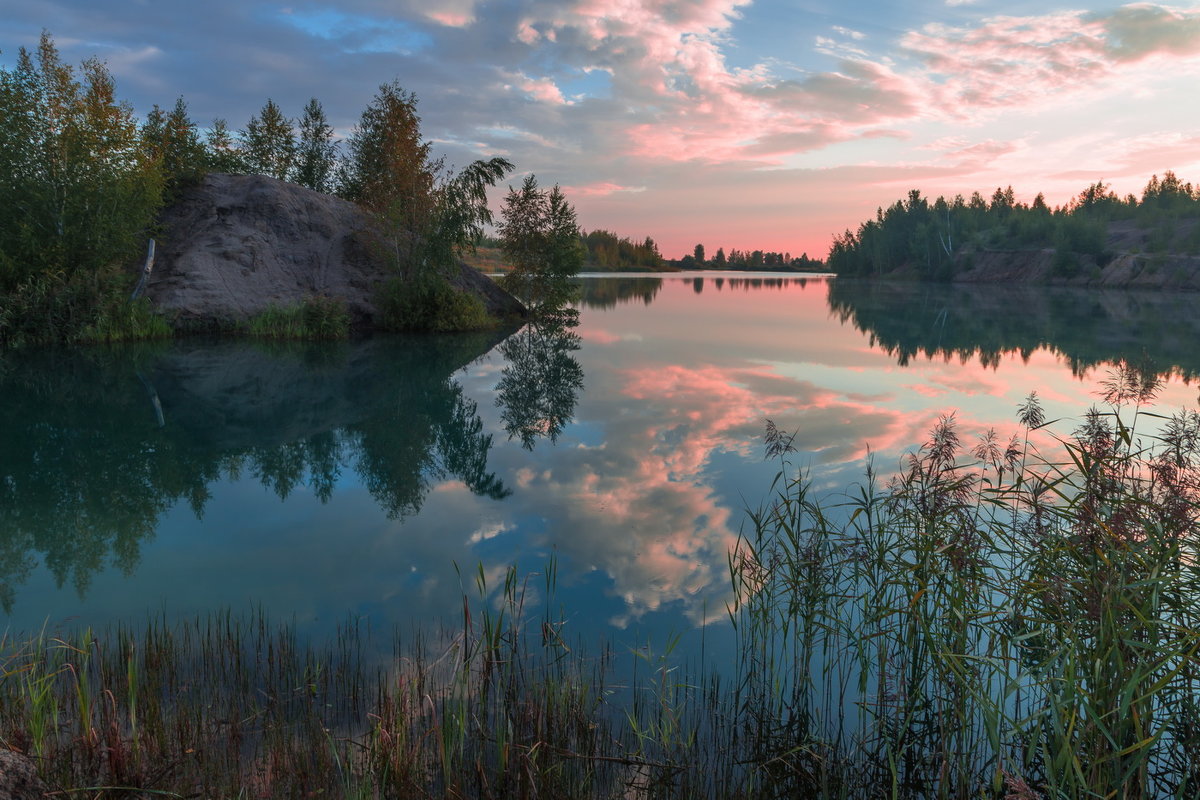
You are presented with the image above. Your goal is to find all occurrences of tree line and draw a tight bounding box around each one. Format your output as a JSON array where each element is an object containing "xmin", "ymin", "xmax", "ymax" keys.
[
  {"xmin": 580, "ymin": 230, "xmax": 666, "ymax": 270},
  {"xmin": 0, "ymin": 32, "xmax": 582, "ymax": 345},
  {"xmin": 827, "ymin": 172, "xmax": 1200, "ymax": 280},
  {"xmin": 677, "ymin": 243, "xmax": 823, "ymax": 271}
]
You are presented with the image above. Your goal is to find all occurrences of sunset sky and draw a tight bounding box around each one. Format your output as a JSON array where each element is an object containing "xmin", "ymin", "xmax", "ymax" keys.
[{"xmin": 4, "ymin": 1, "xmax": 1200, "ymax": 259}]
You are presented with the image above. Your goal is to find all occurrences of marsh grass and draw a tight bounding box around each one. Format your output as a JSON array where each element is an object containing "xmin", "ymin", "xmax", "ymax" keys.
[
  {"xmin": 246, "ymin": 294, "xmax": 351, "ymax": 340},
  {"xmin": 4, "ymin": 365, "xmax": 1200, "ymax": 798},
  {"xmin": 731, "ymin": 367, "xmax": 1200, "ymax": 798},
  {"xmin": 0, "ymin": 567, "xmax": 716, "ymax": 798}
]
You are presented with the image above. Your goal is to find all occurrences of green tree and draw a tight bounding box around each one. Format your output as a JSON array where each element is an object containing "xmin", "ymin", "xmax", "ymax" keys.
[
  {"xmin": 141, "ymin": 97, "xmax": 207, "ymax": 197},
  {"xmin": 204, "ymin": 117, "xmax": 244, "ymax": 173},
  {"xmin": 498, "ymin": 176, "xmax": 585, "ymax": 316},
  {"xmin": 343, "ymin": 82, "xmax": 513, "ymax": 329},
  {"xmin": 241, "ymin": 98, "xmax": 295, "ymax": 180},
  {"xmin": 339, "ymin": 82, "xmax": 436, "ymax": 265},
  {"xmin": 694, "ymin": 243, "xmax": 705, "ymax": 264},
  {"xmin": 294, "ymin": 98, "xmax": 337, "ymax": 193},
  {"xmin": 0, "ymin": 31, "xmax": 162, "ymax": 291}
]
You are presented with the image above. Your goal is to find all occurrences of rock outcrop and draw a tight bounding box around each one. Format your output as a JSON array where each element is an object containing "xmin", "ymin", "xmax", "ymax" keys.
[
  {"xmin": 0, "ymin": 750, "xmax": 45, "ymax": 800},
  {"xmin": 145, "ymin": 173, "xmax": 526, "ymax": 328}
]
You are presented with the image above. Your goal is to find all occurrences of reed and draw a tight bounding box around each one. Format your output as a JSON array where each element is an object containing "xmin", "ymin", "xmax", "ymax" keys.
[{"xmin": 729, "ymin": 367, "xmax": 1200, "ymax": 798}]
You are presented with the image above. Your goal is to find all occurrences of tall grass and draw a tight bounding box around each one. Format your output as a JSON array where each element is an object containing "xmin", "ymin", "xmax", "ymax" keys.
[
  {"xmin": 730, "ymin": 367, "xmax": 1200, "ymax": 798},
  {"xmin": 375, "ymin": 274, "xmax": 495, "ymax": 332},
  {"xmin": 0, "ymin": 268, "xmax": 171, "ymax": 348},
  {"xmin": 246, "ymin": 294, "xmax": 351, "ymax": 340}
]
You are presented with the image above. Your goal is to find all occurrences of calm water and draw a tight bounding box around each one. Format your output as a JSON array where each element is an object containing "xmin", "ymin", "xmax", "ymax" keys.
[{"xmin": 2, "ymin": 274, "xmax": 1196, "ymax": 653}]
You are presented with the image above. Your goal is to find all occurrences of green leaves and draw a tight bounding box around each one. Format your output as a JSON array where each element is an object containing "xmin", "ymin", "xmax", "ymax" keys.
[
  {"xmin": 0, "ymin": 32, "xmax": 162, "ymax": 294},
  {"xmin": 497, "ymin": 175, "xmax": 584, "ymax": 315}
]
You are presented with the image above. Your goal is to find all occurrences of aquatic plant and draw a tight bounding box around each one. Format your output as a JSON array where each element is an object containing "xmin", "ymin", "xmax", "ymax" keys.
[{"xmin": 730, "ymin": 367, "xmax": 1200, "ymax": 798}]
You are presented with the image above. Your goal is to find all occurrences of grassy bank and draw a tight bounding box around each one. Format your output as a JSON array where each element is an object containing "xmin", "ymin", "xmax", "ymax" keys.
[
  {"xmin": 0, "ymin": 270, "xmax": 172, "ymax": 349},
  {"xmin": 246, "ymin": 294, "xmax": 352, "ymax": 340},
  {"xmin": 3, "ymin": 368, "xmax": 1199, "ymax": 798}
]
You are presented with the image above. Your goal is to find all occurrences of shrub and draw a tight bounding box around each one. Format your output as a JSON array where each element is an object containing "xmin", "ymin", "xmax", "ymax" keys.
[
  {"xmin": 0, "ymin": 268, "xmax": 170, "ymax": 348},
  {"xmin": 375, "ymin": 275, "xmax": 493, "ymax": 332}
]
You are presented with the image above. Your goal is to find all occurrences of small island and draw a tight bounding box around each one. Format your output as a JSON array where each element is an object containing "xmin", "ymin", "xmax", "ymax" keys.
[{"xmin": 0, "ymin": 34, "xmax": 590, "ymax": 348}]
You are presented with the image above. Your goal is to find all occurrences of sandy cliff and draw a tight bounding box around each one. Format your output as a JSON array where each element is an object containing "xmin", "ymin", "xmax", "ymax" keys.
[{"xmin": 145, "ymin": 173, "xmax": 525, "ymax": 328}]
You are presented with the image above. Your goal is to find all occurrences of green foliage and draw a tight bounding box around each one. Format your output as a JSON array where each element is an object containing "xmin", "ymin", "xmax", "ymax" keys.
[
  {"xmin": 375, "ymin": 275, "xmax": 494, "ymax": 332},
  {"xmin": 0, "ymin": 268, "xmax": 170, "ymax": 348},
  {"xmin": 246, "ymin": 295, "xmax": 351, "ymax": 340},
  {"xmin": 293, "ymin": 98, "xmax": 337, "ymax": 193},
  {"xmin": 702, "ymin": 246, "xmax": 821, "ymax": 271},
  {"xmin": 141, "ymin": 96, "xmax": 207, "ymax": 197},
  {"xmin": 581, "ymin": 229, "xmax": 665, "ymax": 270},
  {"xmin": 827, "ymin": 173, "xmax": 1200, "ymax": 280},
  {"xmin": 1051, "ymin": 214, "xmax": 1108, "ymax": 277},
  {"xmin": 0, "ymin": 32, "xmax": 163, "ymax": 294},
  {"xmin": 204, "ymin": 117, "xmax": 244, "ymax": 173},
  {"xmin": 338, "ymin": 82, "xmax": 432, "ymax": 215},
  {"xmin": 240, "ymin": 98, "xmax": 295, "ymax": 181},
  {"xmin": 498, "ymin": 176, "xmax": 584, "ymax": 315},
  {"xmin": 341, "ymin": 82, "xmax": 512, "ymax": 287}
]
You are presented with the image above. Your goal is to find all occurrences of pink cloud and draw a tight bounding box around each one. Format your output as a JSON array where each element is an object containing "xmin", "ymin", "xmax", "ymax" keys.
[
  {"xmin": 901, "ymin": 5, "xmax": 1200, "ymax": 117},
  {"xmin": 563, "ymin": 181, "xmax": 646, "ymax": 197},
  {"xmin": 426, "ymin": 7, "xmax": 475, "ymax": 27},
  {"xmin": 518, "ymin": 75, "xmax": 568, "ymax": 104}
]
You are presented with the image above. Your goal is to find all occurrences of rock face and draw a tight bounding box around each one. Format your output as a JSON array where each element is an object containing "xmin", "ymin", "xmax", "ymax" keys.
[
  {"xmin": 146, "ymin": 173, "xmax": 525, "ymax": 328},
  {"xmin": 0, "ymin": 750, "xmax": 45, "ymax": 800}
]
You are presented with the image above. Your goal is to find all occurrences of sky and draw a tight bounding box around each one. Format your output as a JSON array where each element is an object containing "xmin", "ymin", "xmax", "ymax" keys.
[{"xmin": 4, "ymin": 1, "xmax": 1200, "ymax": 259}]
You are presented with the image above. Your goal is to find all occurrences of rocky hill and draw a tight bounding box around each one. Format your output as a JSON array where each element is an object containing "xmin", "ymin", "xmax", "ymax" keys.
[{"xmin": 145, "ymin": 173, "xmax": 525, "ymax": 329}]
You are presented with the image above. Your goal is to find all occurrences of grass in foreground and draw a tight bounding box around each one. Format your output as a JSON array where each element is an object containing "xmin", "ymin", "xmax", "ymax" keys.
[{"xmin": 3, "ymin": 366, "xmax": 1199, "ymax": 798}]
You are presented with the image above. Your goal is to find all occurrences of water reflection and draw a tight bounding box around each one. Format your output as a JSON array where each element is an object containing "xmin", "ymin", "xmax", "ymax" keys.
[
  {"xmin": 8, "ymin": 274, "xmax": 1196, "ymax": 644},
  {"xmin": 828, "ymin": 279, "xmax": 1200, "ymax": 380},
  {"xmin": 0, "ymin": 333, "xmax": 512, "ymax": 609},
  {"xmin": 495, "ymin": 320, "xmax": 584, "ymax": 450},
  {"xmin": 577, "ymin": 276, "xmax": 662, "ymax": 309}
]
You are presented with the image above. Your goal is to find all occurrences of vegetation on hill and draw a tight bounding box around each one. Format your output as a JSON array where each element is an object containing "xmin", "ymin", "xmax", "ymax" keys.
[
  {"xmin": 827, "ymin": 171, "xmax": 1200, "ymax": 281},
  {"xmin": 0, "ymin": 32, "xmax": 563, "ymax": 347}
]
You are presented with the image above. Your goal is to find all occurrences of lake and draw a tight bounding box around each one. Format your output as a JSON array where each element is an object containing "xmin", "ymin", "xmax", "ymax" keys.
[{"xmin": 2, "ymin": 273, "xmax": 1196, "ymax": 655}]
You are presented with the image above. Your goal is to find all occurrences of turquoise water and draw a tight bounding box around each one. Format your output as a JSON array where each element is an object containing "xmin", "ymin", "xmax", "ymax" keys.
[{"xmin": 2, "ymin": 274, "xmax": 1195, "ymax": 654}]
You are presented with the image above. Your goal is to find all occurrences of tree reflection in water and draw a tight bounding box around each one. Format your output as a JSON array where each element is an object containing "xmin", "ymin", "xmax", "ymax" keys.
[
  {"xmin": 827, "ymin": 279, "xmax": 1200, "ymax": 380},
  {"xmin": 0, "ymin": 332, "xmax": 513, "ymax": 610},
  {"xmin": 495, "ymin": 318, "xmax": 584, "ymax": 450}
]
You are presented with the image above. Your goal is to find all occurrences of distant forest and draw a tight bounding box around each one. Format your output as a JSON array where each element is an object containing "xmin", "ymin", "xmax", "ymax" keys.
[
  {"xmin": 827, "ymin": 171, "xmax": 1200, "ymax": 280},
  {"xmin": 476, "ymin": 232, "xmax": 827, "ymax": 273},
  {"xmin": 581, "ymin": 230, "xmax": 669, "ymax": 271},
  {"xmin": 673, "ymin": 243, "xmax": 824, "ymax": 272}
]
